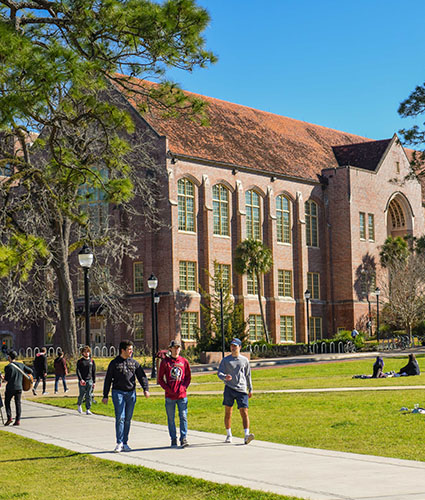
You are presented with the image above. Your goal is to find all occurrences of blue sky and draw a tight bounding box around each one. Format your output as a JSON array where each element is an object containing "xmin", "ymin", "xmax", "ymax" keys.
[{"xmin": 166, "ymin": 0, "xmax": 425, "ymax": 141}]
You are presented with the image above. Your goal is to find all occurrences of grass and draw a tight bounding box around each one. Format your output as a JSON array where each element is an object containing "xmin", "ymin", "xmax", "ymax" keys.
[
  {"xmin": 39, "ymin": 360, "xmax": 425, "ymax": 462},
  {"xmin": 0, "ymin": 432, "xmax": 300, "ymax": 500},
  {"xmin": 145, "ymin": 355, "xmax": 425, "ymax": 393}
]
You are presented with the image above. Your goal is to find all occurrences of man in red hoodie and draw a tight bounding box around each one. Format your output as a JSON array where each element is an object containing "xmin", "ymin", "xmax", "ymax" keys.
[{"xmin": 158, "ymin": 339, "xmax": 191, "ymax": 448}]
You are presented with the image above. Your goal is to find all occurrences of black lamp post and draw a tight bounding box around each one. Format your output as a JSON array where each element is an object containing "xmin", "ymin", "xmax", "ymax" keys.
[
  {"xmin": 304, "ymin": 289, "xmax": 311, "ymax": 353},
  {"xmin": 363, "ymin": 291, "xmax": 372, "ymax": 338},
  {"xmin": 78, "ymin": 244, "xmax": 93, "ymax": 347},
  {"xmin": 375, "ymin": 287, "xmax": 381, "ymax": 346},
  {"xmin": 147, "ymin": 274, "xmax": 158, "ymax": 379},
  {"xmin": 220, "ymin": 285, "xmax": 225, "ymax": 359},
  {"xmin": 154, "ymin": 292, "xmax": 160, "ymax": 355}
]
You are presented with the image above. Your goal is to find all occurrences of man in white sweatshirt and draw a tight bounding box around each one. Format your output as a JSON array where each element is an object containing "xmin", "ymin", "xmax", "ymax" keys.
[{"xmin": 217, "ymin": 338, "xmax": 254, "ymax": 444}]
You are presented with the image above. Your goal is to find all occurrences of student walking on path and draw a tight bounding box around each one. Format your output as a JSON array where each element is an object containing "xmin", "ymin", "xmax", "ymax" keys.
[
  {"xmin": 217, "ymin": 338, "xmax": 254, "ymax": 445},
  {"xmin": 54, "ymin": 348, "xmax": 69, "ymax": 394},
  {"xmin": 32, "ymin": 347, "xmax": 48, "ymax": 395},
  {"xmin": 102, "ymin": 340, "xmax": 150, "ymax": 453},
  {"xmin": 3, "ymin": 350, "xmax": 33, "ymax": 426},
  {"xmin": 158, "ymin": 339, "xmax": 191, "ymax": 448},
  {"xmin": 76, "ymin": 346, "xmax": 96, "ymax": 415}
]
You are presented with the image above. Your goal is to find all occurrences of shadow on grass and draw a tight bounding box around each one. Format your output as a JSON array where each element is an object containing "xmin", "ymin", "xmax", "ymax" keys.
[{"xmin": 0, "ymin": 452, "xmax": 80, "ymax": 463}]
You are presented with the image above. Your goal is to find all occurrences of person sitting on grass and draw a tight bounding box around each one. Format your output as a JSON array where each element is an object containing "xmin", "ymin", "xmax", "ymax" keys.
[
  {"xmin": 397, "ymin": 353, "xmax": 420, "ymax": 376},
  {"xmin": 372, "ymin": 356, "xmax": 387, "ymax": 378}
]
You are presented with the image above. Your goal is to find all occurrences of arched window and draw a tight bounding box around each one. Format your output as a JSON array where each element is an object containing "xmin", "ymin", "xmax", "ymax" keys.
[
  {"xmin": 213, "ymin": 184, "xmax": 229, "ymax": 236},
  {"xmin": 178, "ymin": 178, "xmax": 195, "ymax": 232},
  {"xmin": 388, "ymin": 199, "xmax": 405, "ymax": 229},
  {"xmin": 305, "ymin": 200, "xmax": 318, "ymax": 247},
  {"xmin": 246, "ymin": 190, "xmax": 261, "ymax": 240},
  {"xmin": 276, "ymin": 195, "xmax": 291, "ymax": 243}
]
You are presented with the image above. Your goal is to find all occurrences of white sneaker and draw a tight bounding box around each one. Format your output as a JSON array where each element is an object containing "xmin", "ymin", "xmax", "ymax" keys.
[
  {"xmin": 122, "ymin": 444, "xmax": 131, "ymax": 452},
  {"xmin": 225, "ymin": 435, "xmax": 232, "ymax": 443},
  {"xmin": 114, "ymin": 443, "xmax": 123, "ymax": 453},
  {"xmin": 77, "ymin": 405, "xmax": 83, "ymax": 414},
  {"xmin": 244, "ymin": 433, "xmax": 254, "ymax": 445},
  {"xmin": 42, "ymin": 392, "xmax": 48, "ymax": 395},
  {"xmin": 86, "ymin": 409, "xmax": 92, "ymax": 415}
]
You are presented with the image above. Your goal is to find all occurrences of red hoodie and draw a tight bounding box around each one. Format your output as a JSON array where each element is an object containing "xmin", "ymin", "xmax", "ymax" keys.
[{"xmin": 158, "ymin": 354, "xmax": 191, "ymax": 400}]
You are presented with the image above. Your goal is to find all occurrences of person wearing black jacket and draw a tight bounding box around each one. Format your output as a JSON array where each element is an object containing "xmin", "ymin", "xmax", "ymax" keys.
[
  {"xmin": 102, "ymin": 340, "xmax": 149, "ymax": 453},
  {"xmin": 32, "ymin": 347, "xmax": 48, "ymax": 395},
  {"xmin": 4, "ymin": 350, "xmax": 33, "ymax": 426},
  {"xmin": 76, "ymin": 346, "xmax": 96, "ymax": 415}
]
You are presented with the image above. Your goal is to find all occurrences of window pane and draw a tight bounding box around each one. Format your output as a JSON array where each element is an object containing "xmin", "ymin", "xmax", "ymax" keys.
[
  {"xmin": 134, "ymin": 262, "xmax": 144, "ymax": 293},
  {"xmin": 280, "ymin": 316, "xmax": 294, "ymax": 342},
  {"xmin": 368, "ymin": 213, "xmax": 375, "ymax": 241},
  {"xmin": 179, "ymin": 261, "xmax": 196, "ymax": 291},
  {"xmin": 246, "ymin": 190, "xmax": 261, "ymax": 240},
  {"xmin": 249, "ymin": 314, "xmax": 263, "ymax": 341},
  {"xmin": 178, "ymin": 179, "xmax": 195, "ymax": 232},
  {"xmin": 360, "ymin": 212, "xmax": 366, "ymax": 239},
  {"xmin": 213, "ymin": 184, "xmax": 229, "ymax": 236},
  {"xmin": 305, "ymin": 201, "xmax": 318, "ymax": 247},
  {"xmin": 307, "ymin": 272, "xmax": 320, "ymax": 300},
  {"xmin": 133, "ymin": 313, "xmax": 144, "ymax": 340},
  {"xmin": 181, "ymin": 312, "xmax": 198, "ymax": 340},
  {"xmin": 276, "ymin": 195, "xmax": 291, "ymax": 243}
]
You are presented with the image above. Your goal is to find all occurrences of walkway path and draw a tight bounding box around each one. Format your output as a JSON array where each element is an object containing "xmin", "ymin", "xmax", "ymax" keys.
[{"xmin": 4, "ymin": 400, "xmax": 425, "ymax": 500}]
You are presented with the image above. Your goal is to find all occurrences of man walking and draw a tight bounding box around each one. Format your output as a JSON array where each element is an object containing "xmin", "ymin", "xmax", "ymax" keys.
[
  {"xmin": 158, "ymin": 339, "xmax": 191, "ymax": 448},
  {"xmin": 32, "ymin": 347, "xmax": 48, "ymax": 395},
  {"xmin": 4, "ymin": 350, "xmax": 33, "ymax": 426},
  {"xmin": 217, "ymin": 338, "xmax": 254, "ymax": 444},
  {"xmin": 102, "ymin": 340, "xmax": 149, "ymax": 453},
  {"xmin": 76, "ymin": 345, "xmax": 96, "ymax": 415}
]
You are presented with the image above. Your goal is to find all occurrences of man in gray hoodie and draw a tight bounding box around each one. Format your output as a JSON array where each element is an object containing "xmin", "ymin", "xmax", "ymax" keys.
[{"xmin": 217, "ymin": 338, "xmax": 254, "ymax": 444}]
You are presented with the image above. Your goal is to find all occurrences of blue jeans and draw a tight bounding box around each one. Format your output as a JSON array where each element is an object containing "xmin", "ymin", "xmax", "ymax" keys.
[
  {"xmin": 77, "ymin": 380, "xmax": 93, "ymax": 410},
  {"xmin": 112, "ymin": 389, "xmax": 136, "ymax": 445},
  {"xmin": 54, "ymin": 375, "xmax": 68, "ymax": 393},
  {"xmin": 165, "ymin": 397, "xmax": 188, "ymax": 442}
]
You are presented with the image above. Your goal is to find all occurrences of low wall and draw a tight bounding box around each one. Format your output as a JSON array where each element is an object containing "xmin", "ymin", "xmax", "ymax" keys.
[{"xmin": 200, "ymin": 351, "xmax": 251, "ymax": 364}]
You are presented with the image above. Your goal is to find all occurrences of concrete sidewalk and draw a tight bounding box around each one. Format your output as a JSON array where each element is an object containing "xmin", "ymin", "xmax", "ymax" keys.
[{"xmin": 3, "ymin": 401, "xmax": 425, "ymax": 500}]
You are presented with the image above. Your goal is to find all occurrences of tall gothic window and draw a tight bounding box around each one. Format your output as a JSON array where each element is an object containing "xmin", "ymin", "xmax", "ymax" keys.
[
  {"xmin": 305, "ymin": 200, "xmax": 318, "ymax": 247},
  {"xmin": 213, "ymin": 184, "xmax": 229, "ymax": 236},
  {"xmin": 276, "ymin": 195, "xmax": 291, "ymax": 243},
  {"xmin": 178, "ymin": 178, "xmax": 195, "ymax": 232},
  {"xmin": 246, "ymin": 190, "xmax": 261, "ymax": 240}
]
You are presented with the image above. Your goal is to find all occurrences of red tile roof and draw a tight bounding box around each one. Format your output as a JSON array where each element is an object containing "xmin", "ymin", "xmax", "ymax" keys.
[{"xmin": 123, "ymin": 77, "xmax": 393, "ymax": 182}]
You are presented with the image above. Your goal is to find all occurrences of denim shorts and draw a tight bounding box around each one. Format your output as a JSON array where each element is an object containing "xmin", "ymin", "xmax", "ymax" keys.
[{"xmin": 223, "ymin": 385, "xmax": 249, "ymax": 409}]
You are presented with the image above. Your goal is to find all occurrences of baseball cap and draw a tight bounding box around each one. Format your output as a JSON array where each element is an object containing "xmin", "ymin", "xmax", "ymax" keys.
[
  {"xmin": 169, "ymin": 339, "xmax": 181, "ymax": 348},
  {"xmin": 230, "ymin": 338, "xmax": 242, "ymax": 346}
]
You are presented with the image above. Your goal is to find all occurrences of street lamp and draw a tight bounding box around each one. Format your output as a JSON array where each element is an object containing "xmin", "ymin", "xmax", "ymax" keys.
[
  {"xmin": 375, "ymin": 287, "xmax": 381, "ymax": 346},
  {"xmin": 154, "ymin": 292, "xmax": 160, "ymax": 357},
  {"xmin": 220, "ymin": 285, "xmax": 225, "ymax": 359},
  {"xmin": 363, "ymin": 291, "xmax": 372, "ymax": 338},
  {"xmin": 78, "ymin": 244, "xmax": 94, "ymax": 347},
  {"xmin": 304, "ymin": 289, "xmax": 311, "ymax": 353},
  {"xmin": 147, "ymin": 273, "xmax": 158, "ymax": 379}
]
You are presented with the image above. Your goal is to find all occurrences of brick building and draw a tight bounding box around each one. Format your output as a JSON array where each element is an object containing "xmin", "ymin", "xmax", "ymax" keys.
[{"xmin": 2, "ymin": 82, "xmax": 424, "ymax": 351}]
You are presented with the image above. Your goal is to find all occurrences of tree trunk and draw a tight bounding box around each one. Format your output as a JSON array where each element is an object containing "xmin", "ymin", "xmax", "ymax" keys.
[
  {"xmin": 55, "ymin": 262, "xmax": 78, "ymax": 357},
  {"xmin": 256, "ymin": 272, "xmax": 270, "ymax": 343}
]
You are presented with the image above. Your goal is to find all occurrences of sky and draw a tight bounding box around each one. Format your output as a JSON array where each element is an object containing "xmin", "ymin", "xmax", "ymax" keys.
[{"xmin": 166, "ymin": 0, "xmax": 425, "ymax": 141}]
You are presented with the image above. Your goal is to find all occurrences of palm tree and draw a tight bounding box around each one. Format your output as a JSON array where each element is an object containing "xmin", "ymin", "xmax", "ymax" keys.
[{"xmin": 234, "ymin": 239, "xmax": 273, "ymax": 343}]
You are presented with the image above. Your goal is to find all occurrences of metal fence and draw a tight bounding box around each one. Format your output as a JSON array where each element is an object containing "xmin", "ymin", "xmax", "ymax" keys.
[{"xmin": 16, "ymin": 345, "xmax": 119, "ymax": 359}]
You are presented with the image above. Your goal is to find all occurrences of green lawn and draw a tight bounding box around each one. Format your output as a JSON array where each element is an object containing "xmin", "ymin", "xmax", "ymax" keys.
[
  {"xmin": 150, "ymin": 356, "xmax": 425, "ymax": 393},
  {"xmin": 39, "ymin": 357, "xmax": 425, "ymax": 462},
  {"xmin": 0, "ymin": 432, "xmax": 299, "ymax": 500}
]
